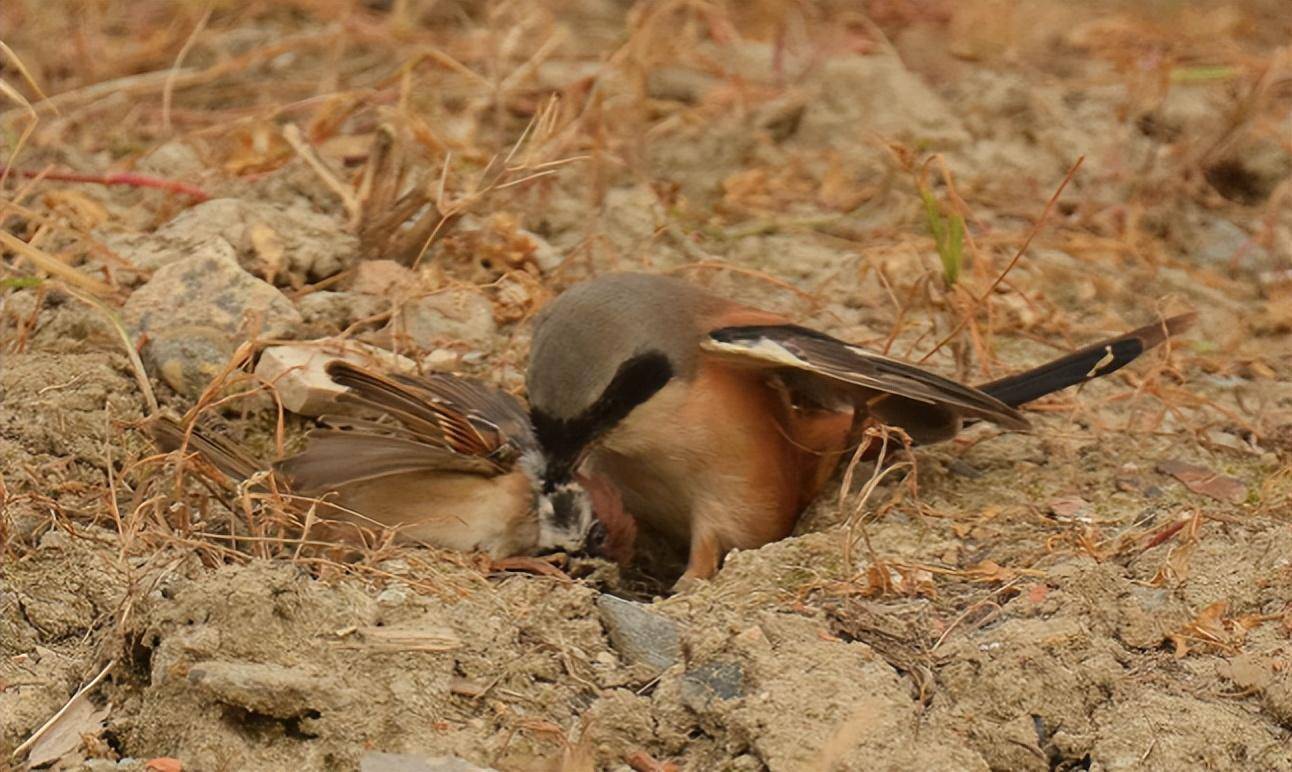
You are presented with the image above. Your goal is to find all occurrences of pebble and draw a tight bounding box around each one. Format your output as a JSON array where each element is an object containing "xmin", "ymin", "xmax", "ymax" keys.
[
  {"xmin": 123, "ymin": 244, "xmax": 301, "ymax": 396},
  {"xmin": 395, "ymin": 289, "xmax": 496, "ymax": 348},
  {"xmin": 680, "ymin": 659, "xmax": 745, "ymax": 710},
  {"xmin": 595, "ymin": 594, "xmax": 681, "ymax": 675},
  {"xmin": 253, "ymin": 339, "xmax": 415, "ymax": 416},
  {"xmin": 297, "ymin": 291, "xmax": 387, "ymax": 335},
  {"xmin": 186, "ymin": 660, "xmax": 336, "ymax": 718},
  {"xmin": 102, "ymin": 197, "xmax": 356, "ymax": 284},
  {"xmin": 1191, "ymin": 218, "xmax": 1271, "ymax": 272}
]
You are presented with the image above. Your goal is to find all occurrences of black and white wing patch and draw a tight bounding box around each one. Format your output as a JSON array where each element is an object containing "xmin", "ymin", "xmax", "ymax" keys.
[{"xmin": 701, "ymin": 324, "xmax": 1030, "ymax": 430}]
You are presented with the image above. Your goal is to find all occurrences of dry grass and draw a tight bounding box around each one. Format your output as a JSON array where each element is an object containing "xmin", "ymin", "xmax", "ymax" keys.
[
  {"xmin": 1, "ymin": 0, "xmax": 1285, "ymax": 614},
  {"xmin": 1, "ymin": 0, "xmax": 1290, "ymax": 767}
]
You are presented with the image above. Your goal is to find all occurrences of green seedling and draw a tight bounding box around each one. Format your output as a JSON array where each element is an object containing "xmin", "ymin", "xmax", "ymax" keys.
[{"xmin": 919, "ymin": 187, "xmax": 965, "ymax": 286}]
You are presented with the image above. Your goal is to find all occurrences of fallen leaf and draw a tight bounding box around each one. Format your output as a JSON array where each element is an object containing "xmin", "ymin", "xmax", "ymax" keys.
[
  {"xmin": 26, "ymin": 692, "xmax": 109, "ymax": 768},
  {"xmin": 1165, "ymin": 601, "xmax": 1265, "ymax": 658},
  {"xmin": 1157, "ymin": 460, "xmax": 1248, "ymax": 504},
  {"xmin": 146, "ymin": 758, "xmax": 183, "ymax": 772},
  {"xmin": 1141, "ymin": 515, "xmax": 1191, "ymax": 551},
  {"xmin": 862, "ymin": 562, "xmax": 937, "ymax": 598},
  {"xmin": 627, "ymin": 750, "xmax": 681, "ymax": 772}
]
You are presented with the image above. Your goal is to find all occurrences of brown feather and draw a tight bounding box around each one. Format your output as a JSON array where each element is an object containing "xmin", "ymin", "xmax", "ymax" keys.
[
  {"xmin": 149, "ymin": 416, "xmax": 263, "ymax": 484},
  {"xmin": 326, "ymin": 361, "xmax": 503, "ymax": 458},
  {"xmin": 275, "ymin": 430, "xmax": 495, "ymax": 494}
]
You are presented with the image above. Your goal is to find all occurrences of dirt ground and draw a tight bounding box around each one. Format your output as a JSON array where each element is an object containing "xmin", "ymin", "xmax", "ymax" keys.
[{"xmin": 2, "ymin": 1, "xmax": 1292, "ymax": 770}]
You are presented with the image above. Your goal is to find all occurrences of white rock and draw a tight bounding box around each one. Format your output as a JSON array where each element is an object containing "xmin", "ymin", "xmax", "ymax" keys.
[{"xmin": 254, "ymin": 339, "xmax": 416, "ymax": 416}]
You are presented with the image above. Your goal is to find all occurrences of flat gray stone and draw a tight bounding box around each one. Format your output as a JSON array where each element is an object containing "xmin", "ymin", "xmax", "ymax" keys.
[{"xmin": 596, "ymin": 594, "xmax": 681, "ymax": 674}]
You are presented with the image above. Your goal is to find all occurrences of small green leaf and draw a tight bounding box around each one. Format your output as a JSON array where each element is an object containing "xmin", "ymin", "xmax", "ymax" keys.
[
  {"xmin": 1, "ymin": 276, "xmax": 44, "ymax": 289},
  {"xmin": 1170, "ymin": 65, "xmax": 1238, "ymax": 83},
  {"xmin": 919, "ymin": 186, "xmax": 964, "ymax": 286},
  {"xmin": 942, "ymin": 214, "xmax": 964, "ymax": 285}
]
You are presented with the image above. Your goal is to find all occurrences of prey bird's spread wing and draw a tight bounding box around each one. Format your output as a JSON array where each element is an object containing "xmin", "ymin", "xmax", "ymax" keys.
[
  {"xmin": 274, "ymin": 430, "xmax": 496, "ymax": 494},
  {"xmin": 323, "ymin": 360, "xmax": 537, "ymax": 464}
]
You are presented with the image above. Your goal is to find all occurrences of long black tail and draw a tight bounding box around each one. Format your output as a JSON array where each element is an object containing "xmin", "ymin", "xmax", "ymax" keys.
[{"xmin": 976, "ymin": 313, "xmax": 1195, "ymax": 407}]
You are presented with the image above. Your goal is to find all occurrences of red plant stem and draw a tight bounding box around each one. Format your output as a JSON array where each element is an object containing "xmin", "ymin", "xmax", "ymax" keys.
[
  {"xmin": 1141, "ymin": 517, "xmax": 1189, "ymax": 551},
  {"xmin": 1, "ymin": 166, "xmax": 209, "ymax": 201}
]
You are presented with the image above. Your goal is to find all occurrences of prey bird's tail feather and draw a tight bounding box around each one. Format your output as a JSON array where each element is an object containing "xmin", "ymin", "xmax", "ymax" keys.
[
  {"xmin": 149, "ymin": 415, "xmax": 263, "ymax": 484},
  {"xmin": 977, "ymin": 313, "xmax": 1195, "ymax": 408}
]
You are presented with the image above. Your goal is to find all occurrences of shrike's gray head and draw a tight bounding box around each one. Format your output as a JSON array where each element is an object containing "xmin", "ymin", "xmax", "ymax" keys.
[{"xmin": 525, "ymin": 273, "xmax": 726, "ymax": 483}]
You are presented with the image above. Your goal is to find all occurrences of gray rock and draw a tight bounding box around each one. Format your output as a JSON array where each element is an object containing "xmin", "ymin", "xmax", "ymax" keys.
[
  {"xmin": 1192, "ymin": 218, "xmax": 1271, "ymax": 272},
  {"xmin": 124, "ymin": 246, "xmax": 301, "ymax": 395},
  {"xmin": 297, "ymin": 290, "xmax": 387, "ymax": 334},
  {"xmin": 187, "ymin": 660, "xmax": 338, "ymax": 718},
  {"xmin": 681, "ymin": 659, "xmax": 745, "ymax": 710},
  {"xmin": 136, "ymin": 140, "xmax": 205, "ymax": 177},
  {"xmin": 359, "ymin": 752, "xmax": 497, "ymax": 772},
  {"xmin": 596, "ymin": 594, "xmax": 681, "ymax": 674},
  {"xmin": 797, "ymin": 49, "xmax": 971, "ymax": 150},
  {"xmin": 1205, "ymin": 139, "xmax": 1292, "ymax": 205},
  {"xmin": 395, "ymin": 289, "xmax": 496, "ymax": 347},
  {"xmin": 518, "ymin": 229, "xmax": 564, "ymax": 273},
  {"xmin": 102, "ymin": 197, "xmax": 356, "ymax": 283}
]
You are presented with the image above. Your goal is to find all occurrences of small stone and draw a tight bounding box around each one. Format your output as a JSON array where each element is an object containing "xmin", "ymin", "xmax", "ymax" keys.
[
  {"xmin": 596, "ymin": 594, "xmax": 681, "ymax": 674},
  {"xmin": 124, "ymin": 245, "xmax": 302, "ymax": 396},
  {"xmin": 376, "ymin": 584, "xmax": 410, "ymax": 606},
  {"xmin": 424, "ymin": 348, "xmax": 459, "ymax": 369},
  {"xmin": 253, "ymin": 339, "xmax": 415, "ymax": 416},
  {"xmin": 359, "ymin": 752, "xmax": 496, "ymax": 772},
  {"xmin": 1191, "ymin": 219, "xmax": 1271, "ymax": 272},
  {"xmin": 104, "ymin": 197, "xmax": 356, "ymax": 283},
  {"xmin": 147, "ymin": 325, "xmax": 237, "ymax": 397},
  {"xmin": 518, "ymin": 229, "xmax": 564, "ymax": 272},
  {"xmin": 137, "ymin": 140, "xmax": 205, "ymax": 177},
  {"xmin": 297, "ymin": 290, "xmax": 387, "ymax": 335},
  {"xmin": 351, "ymin": 260, "xmax": 420, "ymax": 297},
  {"xmin": 186, "ymin": 660, "xmax": 335, "ymax": 718},
  {"xmin": 395, "ymin": 289, "xmax": 496, "ymax": 347},
  {"xmin": 1048, "ymin": 495, "xmax": 1093, "ymax": 522},
  {"xmin": 680, "ymin": 659, "xmax": 744, "ymax": 710},
  {"xmin": 946, "ymin": 459, "xmax": 983, "ymax": 479}
]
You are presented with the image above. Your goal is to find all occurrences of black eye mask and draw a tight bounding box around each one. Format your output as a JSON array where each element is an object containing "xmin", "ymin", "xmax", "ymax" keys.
[{"xmin": 531, "ymin": 350, "xmax": 674, "ymax": 488}]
